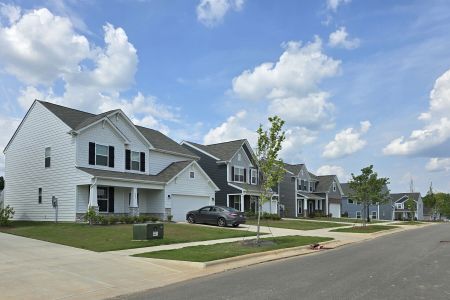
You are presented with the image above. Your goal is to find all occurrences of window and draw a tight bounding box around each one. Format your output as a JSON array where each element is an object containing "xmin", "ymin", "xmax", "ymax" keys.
[
  {"xmin": 348, "ymin": 199, "xmax": 354, "ymax": 204},
  {"xmin": 251, "ymin": 169, "xmax": 257, "ymax": 184},
  {"xmin": 317, "ymin": 200, "xmax": 321, "ymax": 210},
  {"xmin": 297, "ymin": 199, "xmax": 303, "ymax": 215},
  {"xmin": 98, "ymin": 187, "xmax": 108, "ymax": 212},
  {"xmin": 200, "ymin": 206, "xmax": 212, "ymax": 213},
  {"xmin": 96, "ymin": 144, "xmax": 108, "ymax": 166},
  {"xmin": 234, "ymin": 167, "xmax": 244, "ymax": 182},
  {"xmin": 232, "ymin": 196, "xmax": 241, "ymax": 210},
  {"xmin": 396, "ymin": 203, "xmax": 403, "ymax": 209},
  {"xmin": 309, "ymin": 182, "xmax": 315, "ymax": 192},
  {"xmin": 38, "ymin": 188, "xmax": 42, "ymax": 204},
  {"xmin": 131, "ymin": 151, "xmax": 140, "ymax": 171},
  {"xmin": 371, "ymin": 211, "xmax": 378, "ymax": 219},
  {"xmin": 189, "ymin": 171, "xmax": 195, "ymax": 179},
  {"xmin": 332, "ymin": 181, "xmax": 337, "ymax": 191},
  {"xmin": 356, "ymin": 211, "xmax": 361, "ymax": 219},
  {"xmin": 44, "ymin": 147, "xmax": 51, "ymax": 168},
  {"xmin": 237, "ymin": 153, "xmax": 242, "ymax": 161}
]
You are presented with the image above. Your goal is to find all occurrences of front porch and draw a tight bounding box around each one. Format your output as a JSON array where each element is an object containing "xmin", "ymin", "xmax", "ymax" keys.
[
  {"xmin": 76, "ymin": 182, "xmax": 166, "ymax": 220},
  {"xmin": 296, "ymin": 194, "xmax": 327, "ymax": 218},
  {"xmin": 227, "ymin": 194, "xmax": 278, "ymax": 214}
]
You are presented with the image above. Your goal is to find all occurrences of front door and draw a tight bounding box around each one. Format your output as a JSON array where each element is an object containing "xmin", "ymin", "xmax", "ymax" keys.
[{"xmin": 308, "ymin": 200, "xmax": 314, "ymax": 216}]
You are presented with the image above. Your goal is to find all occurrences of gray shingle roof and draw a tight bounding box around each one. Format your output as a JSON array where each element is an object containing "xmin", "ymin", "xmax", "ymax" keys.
[
  {"xmin": 186, "ymin": 139, "xmax": 247, "ymax": 161},
  {"xmin": 77, "ymin": 160, "xmax": 193, "ymax": 183},
  {"xmin": 341, "ymin": 183, "xmax": 351, "ymax": 196},
  {"xmin": 297, "ymin": 192, "xmax": 324, "ymax": 200},
  {"xmin": 283, "ymin": 163, "xmax": 304, "ymax": 175},
  {"xmin": 38, "ymin": 100, "xmax": 194, "ymax": 158},
  {"xmin": 315, "ymin": 175, "xmax": 335, "ymax": 193},
  {"xmin": 229, "ymin": 182, "xmax": 263, "ymax": 194},
  {"xmin": 136, "ymin": 126, "xmax": 198, "ymax": 158},
  {"xmin": 390, "ymin": 193, "xmax": 421, "ymax": 203}
]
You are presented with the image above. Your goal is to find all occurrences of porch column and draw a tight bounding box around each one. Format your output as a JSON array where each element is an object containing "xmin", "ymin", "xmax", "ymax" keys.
[
  {"xmin": 88, "ymin": 183, "xmax": 98, "ymax": 213},
  {"xmin": 129, "ymin": 187, "xmax": 139, "ymax": 216},
  {"xmin": 303, "ymin": 198, "xmax": 307, "ymax": 217},
  {"xmin": 325, "ymin": 193, "xmax": 329, "ymax": 215},
  {"xmin": 240, "ymin": 194, "xmax": 244, "ymax": 212}
]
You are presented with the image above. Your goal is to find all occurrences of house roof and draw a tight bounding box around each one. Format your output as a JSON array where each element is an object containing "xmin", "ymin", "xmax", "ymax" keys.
[
  {"xmin": 315, "ymin": 175, "xmax": 336, "ymax": 193},
  {"xmin": 136, "ymin": 126, "xmax": 198, "ymax": 158},
  {"xmin": 77, "ymin": 160, "xmax": 193, "ymax": 183},
  {"xmin": 390, "ymin": 193, "xmax": 421, "ymax": 203},
  {"xmin": 229, "ymin": 182, "xmax": 264, "ymax": 194},
  {"xmin": 297, "ymin": 192, "xmax": 323, "ymax": 200},
  {"xmin": 186, "ymin": 139, "xmax": 248, "ymax": 161},
  {"xmin": 38, "ymin": 100, "xmax": 193, "ymax": 158},
  {"xmin": 341, "ymin": 183, "xmax": 351, "ymax": 196},
  {"xmin": 283, "ymin": 163, "xmax": 304, "ymax": 175}
]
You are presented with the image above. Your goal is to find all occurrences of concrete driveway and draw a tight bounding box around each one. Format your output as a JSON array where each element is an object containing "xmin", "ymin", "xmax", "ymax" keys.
[{"xmin": 0, "ymin": 233, "xmax": 205, "ymax": 300}]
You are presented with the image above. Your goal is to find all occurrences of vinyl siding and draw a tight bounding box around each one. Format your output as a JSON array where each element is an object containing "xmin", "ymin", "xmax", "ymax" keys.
[
  {"xmin": 4, "ymin": 102, "xmax": 91, "ymax": 221},
  {"xmin": 229, "ymin": 147, "xmax": 254, "ymax": 184},
  {"xmin": 165, "ymin": 163, "xmax": 216, "ymax": 208},
  {"xmin": 279, "ymin": 173, "xmax": 297, "ymax": 218},
  {"xmin": 148, "ymin": 150, "xmax": 187, "ymax": 175}
]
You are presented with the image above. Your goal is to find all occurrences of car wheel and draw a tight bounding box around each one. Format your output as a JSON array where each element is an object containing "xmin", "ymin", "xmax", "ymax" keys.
[
  {"xmin": 187, "ymin": 215, "xmax": 195, "ymax": 224},
  {"xmin": 232, "ymin": 223, "xmax": 239, "ymax": 228},
  {"xmin": 217, "ymin": 217, "xmax": 227, "ymax": 227}
]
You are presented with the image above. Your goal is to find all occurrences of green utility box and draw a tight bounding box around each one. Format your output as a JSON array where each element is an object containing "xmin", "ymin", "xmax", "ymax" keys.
[{"xmin": 133, "ymin": 223, "xmax": 164, "ymax": 240}]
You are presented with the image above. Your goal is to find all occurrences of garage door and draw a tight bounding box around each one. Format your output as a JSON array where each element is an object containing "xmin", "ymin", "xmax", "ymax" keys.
[
  {"xmin": 171, "ymin": 195, "xmax": 211, "ymax": 222},
  {"xmin": 329, "ymin": 203, "xmax": 341, "ymax": 218}
]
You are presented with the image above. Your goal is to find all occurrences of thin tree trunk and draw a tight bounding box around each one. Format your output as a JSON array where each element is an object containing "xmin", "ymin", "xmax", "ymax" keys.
[{"xmin": 256, "ymin": 198, "xmax": 261, "ymax": 245}]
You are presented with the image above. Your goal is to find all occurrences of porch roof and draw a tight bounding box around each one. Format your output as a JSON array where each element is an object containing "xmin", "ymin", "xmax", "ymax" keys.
[
  {"xmin": 297, "ymin": 192, "xmax": 323, "ymax": 200},
  {"xmin": 77, "ymin": 160, "xmax": 193, "ymax": 184},
  {"xmin": 228, "ymin": 182, "xmax": 263, "ymax": 194}
]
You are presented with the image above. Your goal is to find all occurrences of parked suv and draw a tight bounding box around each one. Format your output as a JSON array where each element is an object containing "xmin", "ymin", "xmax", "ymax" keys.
[{"xmin": 186, "ymin": 206, "xmax": 246, "ymax": 227}]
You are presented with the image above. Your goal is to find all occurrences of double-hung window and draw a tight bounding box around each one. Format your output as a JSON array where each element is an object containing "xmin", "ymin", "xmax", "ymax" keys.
[
  {"xmin": 356, "ymin": 211, "xmax": 361, "ymax": 219},
  {"xmin": 371, "ymin": 211, "xmax": 378, "ymax": 219},
  {"xmin": 234, "ymin": 167, "xmax": 244, "ymax": 182},
  {"xmin": 251, "ymin": 169, "xmax": 257, "ymax": 184},
  {"xmin": 396, "ymin": 203, "xmax": 402, "ymax": 209},
  {"xmin": 96, "ymin": 144, "xmax": 108, "ymax": 166},
  {"xmin": 44, "ymin": 147, "xmax": 51, "ymax": 168},
  {"xmin": 131, "ymin": 151, "xmax": 140, "ymax": 171},
  {"xmin": 97, "ymin": 187, "xmax": 108, "ymax": 212}
]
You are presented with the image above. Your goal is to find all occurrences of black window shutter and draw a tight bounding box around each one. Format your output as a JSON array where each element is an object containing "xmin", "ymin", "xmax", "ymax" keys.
[
  {"xmin": 244, "ymin": 168, "xmax": 247, "ymax": 182},
  {"xmin": 231, "ymin": 166, "xmax": 235, "ymax": 181},
  {"xmin": 108, "ymin": 146, "xmax": 115, "ymax": 168},
  {"xmin": 140, "ymin": 152, "xmax": 145, "ymax": 172},
  {"xmin": 108, "ymin": 187, "xmax": 114, "ymax": 213},
  {"xmin": 125, "ymin": 149, "xmax": 131, "ymax": 170},
  {"xmin": 89, "ymin": 142, "xmax": 95, "ymax": 165}
]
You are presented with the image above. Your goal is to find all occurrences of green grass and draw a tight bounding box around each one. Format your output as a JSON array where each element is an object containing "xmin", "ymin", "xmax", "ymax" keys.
[
  {"xmin": 134, "ymin": 235, "xmax": 333, "ymax": 262},
  {"xmin": 392, "ymin": 221, "xmax": 424, "ymax": 226},
  {"xmin": 310, "ymin": 217, "xmax": 386, "ymax": 224},
  {"xmin": 330, "ymin": 225, "xmax": 398, "ymax": 233},
  {"xmin": 246, "ymin": 219, "xmax": 346, "ymax": 230},
  {"xmin": 0, "ymin": 221, "xmax": 257, "ymax": 252}
]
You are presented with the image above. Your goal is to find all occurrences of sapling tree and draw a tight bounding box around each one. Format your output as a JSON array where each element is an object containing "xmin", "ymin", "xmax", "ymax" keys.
[
  {"xmin": 348, "ymin": 165, "xmax": 390, "ymax": 227},
  {"xmin": 255, "ymin": 116, "xmax": 286, "ymax": 244},
  {"xmin": 405, "ymin": 196, "xmax": 417, "ymax": 221}
]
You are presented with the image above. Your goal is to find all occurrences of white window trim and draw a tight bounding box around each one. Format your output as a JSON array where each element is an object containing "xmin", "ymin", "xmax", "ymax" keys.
[
  {"xmin": 189, "ymin": 171, "xmax": 195, "ymax": 179},
  {"xmin": 356, "ymin": 211, "xmax": 361, "ymax": 219},
  {"xmin": 131, "ymin": 151, "xmax": 141, "ymax": 171},
  {"xmin": 332, "ymin": 181, "xmax": 337, "ymax": 192},
  {"xmin": 297, "ymin": 199, "xmax": 303, "ymax": 215},
  {"xmin": 44, "ymin": 147, "xmax": 51, "ymax": 168},
  {"xmin": 97, "ymin": 186, "xmax": 109, "ymax": 213},
  {"xmin": 38, "ymin": 188, "xmax": 42, "ymax": 204},
  {"xmin": 251, "ymin": 169, "xmax": 257, "ymax": 185},
  {"xmin": 95, "ymin": 144, "xmax": 109, "ymax": 166},
  {"xmin": 371, "ymin": 211, "xmax": 378, "ymax": 219},
  {"xmin": 234, "ymin": 166, "xmax": 245, "ymax": 182}
]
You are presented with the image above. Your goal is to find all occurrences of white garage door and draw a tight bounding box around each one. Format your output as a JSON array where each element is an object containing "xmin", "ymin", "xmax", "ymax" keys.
[
  {"xmin": 329, "ymin": 203, "xmax": 341, "ymax": 218},
  {"xmin": 171, "ymin": 195, "xmax": 211, "ymax": 222}
]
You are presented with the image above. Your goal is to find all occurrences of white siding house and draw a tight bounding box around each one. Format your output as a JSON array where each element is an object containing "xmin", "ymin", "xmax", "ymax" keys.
[{"xmin": 4, "ymin": 100, "xmax": 219, "ymax": 222}]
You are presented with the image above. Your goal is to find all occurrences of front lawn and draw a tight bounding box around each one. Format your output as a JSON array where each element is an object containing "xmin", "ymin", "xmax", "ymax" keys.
[
  {"xmin": 330, "ymin": 225, "xmax": 398, "ymax": 233},
  {"xmin": 246, "ymin": 219, "xmax": 346, "ymax": 230},
  {"xmin": 309, "ymin": 217, "xmax": 386, "ymax": 224},
  {"xmin": 134, "ymin": 235, "xmax": 333, "ymax": 262},
  {"xmin": 0, "ymin": 222, "xmax": 256, "ymax": 252}
]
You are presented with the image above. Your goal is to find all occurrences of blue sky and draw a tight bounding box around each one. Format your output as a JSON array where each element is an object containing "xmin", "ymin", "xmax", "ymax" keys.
[{"xmin": 0, "ymin": 0, "xmax": 450, "ymax": 194}]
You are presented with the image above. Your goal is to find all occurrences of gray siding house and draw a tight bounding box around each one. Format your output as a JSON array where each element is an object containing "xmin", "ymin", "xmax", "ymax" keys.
[
  {"xmin": 181, "ymin": 140, "xmax": 278, "ymax": 214},
  {"xmin": 391, "ymin": 193, "xmax": 424, "ymax": 220},
  {"xmin": 278, "ymin": 163, "xmax": 344, "ymax": 218}
]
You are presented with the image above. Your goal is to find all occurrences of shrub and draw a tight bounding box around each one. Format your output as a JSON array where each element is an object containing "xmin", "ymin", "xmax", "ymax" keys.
[
  {"xmin": 341, "ymin": 211, "xmax": 349, "ymax": 218},
  {"xmin": 97, "ymin": 215, "xmax": 108, "ymax": 225},
  {"xmin": 150, "ymin": 216, "xmax": 159, "ymax": 223},
  {"xmin": 245, "ymin": 211, "xmax": 256, "ymax": 218},
  {"xmin": 124, "ymin": 216, "xmax": 134, "ymax": 224},
  {"xmin": 119, "ymin": 216, "xmax": 127, "ymax": 224},
  {"xmin": 0, "ymin": 205, "xmax": 15, "ymax": 226},
  {"xmin": 167, "ymin": 215, "xmax": 173, "ymax": 222},
  {"xmin": 108, "ymin": 216, "xmax": 119, "ymax": 225},
  {"xmin": 84, "ymin": 207, "xmax": 99, "ymax": 225}
]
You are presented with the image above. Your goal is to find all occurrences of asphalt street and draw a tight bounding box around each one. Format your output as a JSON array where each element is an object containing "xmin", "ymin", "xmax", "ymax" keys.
[{"xmin": 116, "ymin": 224, "xmax": 450, "ymax": 300}]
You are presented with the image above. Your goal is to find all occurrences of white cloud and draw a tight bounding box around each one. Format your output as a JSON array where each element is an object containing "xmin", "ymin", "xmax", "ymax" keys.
[
  {"xmin": 316, "ymin": 165, "xmax": 347, "ymax": 182},
  {"xmin": 196, "ymin": 0, "xmax": 244, "ymax": 27},
  {"xmin": 384, "ymin": 69, "xmax": 450, "ymax": 157},
  {"xmin": 326, "ymin": 0, "xmax": 351, "ymax": 12},
  {"xmin": 203, "ymin": 110, "xmax": 257, "ymax": 145},
  {"xmin": 0, "ymin": 3, "xmax": 21, "ymax": 24},
  {"xmin": 279, "ymin": 127, "xmax": 317, "ymax": 161},
  {"xmin": 232, "ymin": 38, "xmax": 340, "ymax": 101},
  {"xmin": 268, "ymin": 92, "xmax": 335, "ymax": 129},
  {"xmin": 323, "ymin": 121, "xmax": 371, "ymax": 159},
  {"xmin": 425, "ymin": 158, "xmax": 450, "ymax": 172},
  {"xmin": 328, "ymin": 26, "xmax": 360, "ymax": 49}
]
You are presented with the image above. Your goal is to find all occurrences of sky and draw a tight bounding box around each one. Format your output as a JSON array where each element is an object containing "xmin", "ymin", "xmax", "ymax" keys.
[{"xmin": 0, "ymin": 0, "xmax": 450, "ymax": 194}]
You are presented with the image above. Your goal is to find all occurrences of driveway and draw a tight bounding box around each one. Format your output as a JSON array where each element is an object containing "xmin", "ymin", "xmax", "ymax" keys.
[
  {"xmin": 114, "ymin": 223, "xmax": 450, "ymax": 300},
  {"xmin": 0, "ymin": 233, "xmax": 205, "ymax": 300}
]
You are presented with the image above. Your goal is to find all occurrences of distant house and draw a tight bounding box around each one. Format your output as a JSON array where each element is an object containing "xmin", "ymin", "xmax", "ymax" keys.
[
  {"xmin": 4, "ymin": 100, "xmax": 219, "ymax": 222},
  {"xmin": 341, "ymin": 183, "xmax": 392, "ymax": 221},
  {"xmin": 181, "ymin": 139, "xmax": 278, "ymax": 214},
  {"xmin": 275, "ymin": 163, "xmax": 344, "ymax": 218},
  {"xmin": 391, "ymin": 193, "xmax": 424, "ymax": 220}
]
